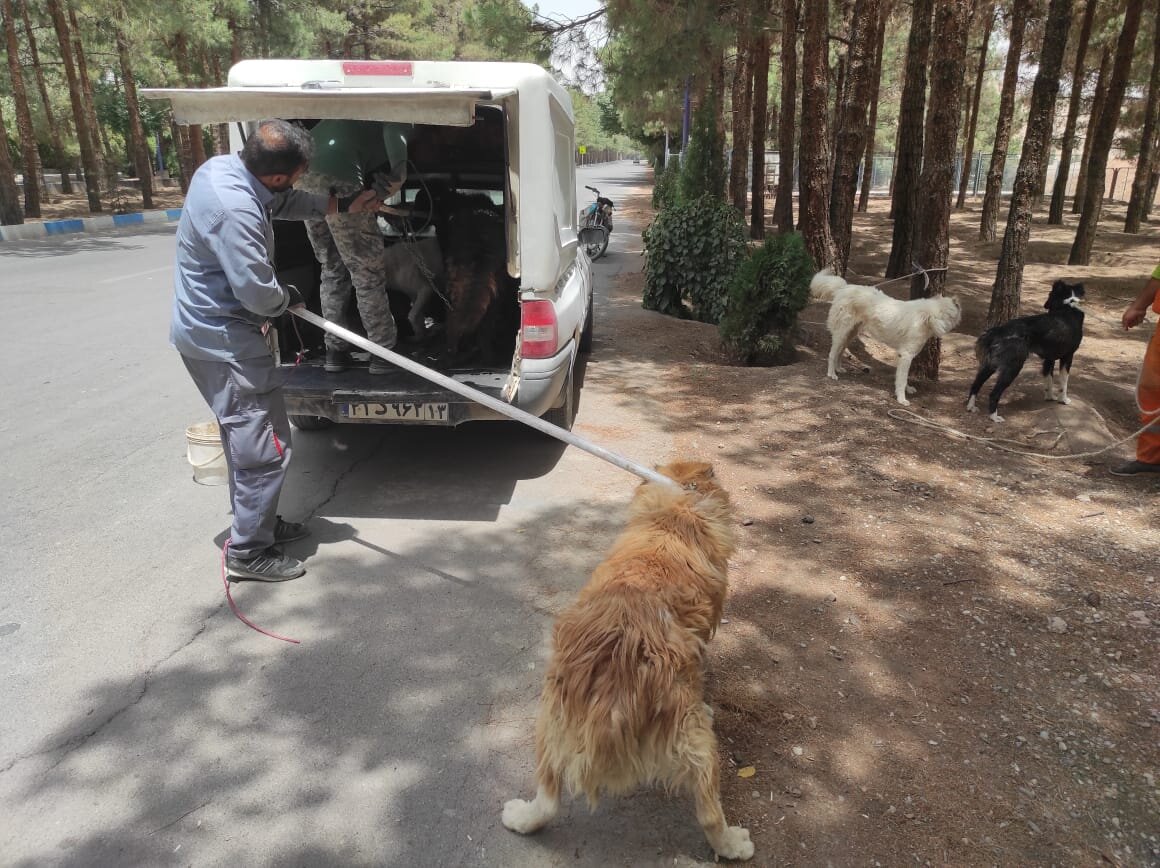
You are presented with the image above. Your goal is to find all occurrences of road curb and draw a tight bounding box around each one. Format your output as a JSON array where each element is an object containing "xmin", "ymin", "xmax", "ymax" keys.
[{"xmin": 0, "ymin": 208, "xmax": 183, "ymax": 243}]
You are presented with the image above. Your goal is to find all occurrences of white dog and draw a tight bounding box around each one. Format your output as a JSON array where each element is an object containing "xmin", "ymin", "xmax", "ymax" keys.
[{"xmin": 811, "ymin": 269, "xmax": 962, "ymax": 405}]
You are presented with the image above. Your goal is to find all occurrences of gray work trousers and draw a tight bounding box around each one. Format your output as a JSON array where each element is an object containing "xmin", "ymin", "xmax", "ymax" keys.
[{"xmin": 181, "ymin": 353, "xmax": 292, "ymax": 559}]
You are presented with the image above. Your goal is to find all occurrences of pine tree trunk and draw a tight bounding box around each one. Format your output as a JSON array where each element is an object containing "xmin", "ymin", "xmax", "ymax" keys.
[
  {"xmin": 228, "ymin": 15, "xmax": 243, "ymax": 66},
  {"xmin": 911, "ymin": 0, "xmax": 971, "ymax": 384},
  {"xmin": 774, "ymin": 0, "xmax": 799, "ymax": 233},
  {"xmin": 750, "ymin": 26, "xmax": 771, "ymax": 240},
  {"xmin": 831, "ymin": 0, "xmax": 855, "ymax": 157},
  {"xmin": 829, "ymin": 0, "xmax": 881, "ymax": 274},
  {"xmin": 67, "ymin": 4, "xmax": 106, "ymax": 184},
  {"xmin": 1072, "ymin": 45, "xmax": 1110, "ymax": 213},
  {"xmin": 799, "ymin": 0, "xmax": 838, "ymax": 269},
  {"xmin": 18, "ymin": 0, "xmax": 70, "ymax": 194},
  {"xmin": 0, "ymin": 100, "xmax": 24, "ymax": 224},
  {"xmin": 115, "ymin": 25, "xmax": 153, "ymax": 209},
  {"xmin": 211, "ymin": 52, "xmax": 230, "ymax": 156},
  {"xmin": 886, "ymin": 0, "xmax": 934, "ymax": 278},
  {"xmin": 729, "ymin": 32, "xmax": 753, "ymax": 213},
  {"xmin": 1124, "ymin": 0, "xmax": 1160, "ymax": 232},
  {"xmin": 170, "ymin": 120, "xmax": 189, "ymax": 194},
  {"xmin": 1069, "ymin": 0, "xmax": 1144, "ymax": 264},
  {"xmin": 1, "ymin": 0, "xmax": 41, "ymax": 216},
  {"xmin": 1048, "ymin": 0, "xmax": 1096, "ymax": 224},
  {"xmin": 979, "ymin": 1, "xmax": 1030, "ymax": 241},
  {"xmin": 44, "ymin": 0, "xmax": 100, "ymax": 211},
  {"xmin": 989, "ymin": 0, "xmax": 1074, "ymax": 326},
  {"xmin": 956, "ymin": 1, "xmax": 995, "ymax": 209},
  {"xmin": 858, "ymin": 1, "xmax": 890, "ymax": 213}
]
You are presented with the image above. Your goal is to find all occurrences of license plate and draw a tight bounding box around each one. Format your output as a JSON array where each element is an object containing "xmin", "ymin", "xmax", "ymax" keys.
[{"xmin": 342, "ymin": 402, "xmax": 450, "ymax": 422}]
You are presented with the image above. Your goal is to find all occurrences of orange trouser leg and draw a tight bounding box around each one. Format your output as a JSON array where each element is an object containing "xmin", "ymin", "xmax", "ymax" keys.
[{"xmin": 1138, "ymin": 325, "xmax": 1160, "ymax": 464}]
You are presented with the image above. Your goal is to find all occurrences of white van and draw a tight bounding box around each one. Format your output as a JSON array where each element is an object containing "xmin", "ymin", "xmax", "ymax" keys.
[{"xmin": 143, "ymin": 60, "xmax": 592, "ymax": 429}]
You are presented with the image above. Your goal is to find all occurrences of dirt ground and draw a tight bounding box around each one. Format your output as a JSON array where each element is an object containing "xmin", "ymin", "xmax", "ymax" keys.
[
  {"xmin": 609, "ymin": 186, "xmax": 1159, "ymax": 866},
  {"xmin": 16, "ymin": 183, "xmax": 185, "ymax": 221}
]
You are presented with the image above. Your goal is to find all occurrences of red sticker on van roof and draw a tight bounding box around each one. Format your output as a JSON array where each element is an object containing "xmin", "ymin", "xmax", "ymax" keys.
[{"xmin": 343, "ymin": 61, "xmax": 413, "ymax": 77}]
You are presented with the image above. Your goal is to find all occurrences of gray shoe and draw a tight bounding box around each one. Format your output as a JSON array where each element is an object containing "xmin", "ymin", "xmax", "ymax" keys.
[
  {"xmin": 324, "ymin": 349, "xmax": 351, "ymax": 373},
  {"xmin": 368, "ymin": 351, "xmax": 395, "ymax": 375},
  {"xmin": 1109, "ymin": 459, "xmax": 1160, "ymax": 477},
  {"xmin": 273, "ymin": 516, "xmax": 309, "ymax": 543},
  {"xmin": 226, "ymin": 547, "xmax": 306, "ymax": 582}
]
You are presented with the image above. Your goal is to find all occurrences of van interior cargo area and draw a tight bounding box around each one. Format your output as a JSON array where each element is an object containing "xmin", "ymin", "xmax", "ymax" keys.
[{"xmin": 272, "ymin": 109, "xmax": 521, "ymax": 389}]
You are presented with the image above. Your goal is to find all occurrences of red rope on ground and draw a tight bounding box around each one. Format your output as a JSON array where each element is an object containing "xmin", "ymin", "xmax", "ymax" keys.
[{"xmin": 220, "ymin": 537, "xmax": 300, "ymax": 645}]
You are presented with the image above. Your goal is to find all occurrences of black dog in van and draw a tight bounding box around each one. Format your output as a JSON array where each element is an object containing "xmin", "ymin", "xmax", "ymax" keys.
[{"xmin": 419, "ymin": 181, "xmax": 516, "ymax": 364}]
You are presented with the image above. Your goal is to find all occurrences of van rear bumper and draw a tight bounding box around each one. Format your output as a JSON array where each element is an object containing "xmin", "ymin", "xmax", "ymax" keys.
[
  {"xmin": 280, "ymin": 340, "xmax": 573, "ymax": 426},
  {"xmin": 513, "ymin": 340, "xmax": 574, "ymax": 416}
]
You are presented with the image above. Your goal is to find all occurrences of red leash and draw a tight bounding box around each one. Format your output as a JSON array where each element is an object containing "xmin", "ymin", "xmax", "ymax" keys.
[{"xmin": 220, "ymin": 537, "xmax": 300, "ymax": 645}]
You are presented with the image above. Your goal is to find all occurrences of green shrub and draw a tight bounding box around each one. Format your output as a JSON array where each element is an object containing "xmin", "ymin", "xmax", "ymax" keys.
[
  {"xmin": 719, "ymin": 232, "xmax": 815, "ymax": 366},
  {"xmin": 642, "ymin": 194, "xmax": 749, "ymax": 323},
  {"xmin": 677, "ymin": 89, "xmax": 726, "ymax": 205},
  {"xmin": 652, "ymin": 159, "xmax": 681, "ymax": 211}
]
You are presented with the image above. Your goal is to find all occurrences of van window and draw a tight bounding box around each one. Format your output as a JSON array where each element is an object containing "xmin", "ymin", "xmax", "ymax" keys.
[{"xmin": 550, "ymin": 97, "xmax": 574, "ymax": 233}]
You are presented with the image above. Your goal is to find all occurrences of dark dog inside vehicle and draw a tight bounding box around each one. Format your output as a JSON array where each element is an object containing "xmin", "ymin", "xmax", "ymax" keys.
[{"xmin": 967, "ymin": 280, "xmax": 1086, "ymax": 422}]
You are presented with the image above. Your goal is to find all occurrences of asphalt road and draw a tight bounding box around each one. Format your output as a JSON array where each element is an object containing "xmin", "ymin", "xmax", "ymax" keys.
[{"xmin": 0, "ymin": 162, "xmax": 721, "ymax": 867}]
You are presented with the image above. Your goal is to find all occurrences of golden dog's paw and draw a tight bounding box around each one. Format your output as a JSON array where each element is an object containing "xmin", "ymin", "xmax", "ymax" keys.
[
  {"xmin": 501, "ymin": 798, "xmax": 541, "ymax": 834},
  {"xmin": 715, "ymin": 825, "xmax": 755, "ymax": 861}
]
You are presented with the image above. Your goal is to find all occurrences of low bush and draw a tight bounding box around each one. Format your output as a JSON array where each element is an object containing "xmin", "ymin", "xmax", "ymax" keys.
[
  {"xmin": 642, "ymin": 194, "xmax": 749, "ymax": 323},
  {"xmin": 719, "ymin": 231, "xmax": 815, "ymax": 365}
]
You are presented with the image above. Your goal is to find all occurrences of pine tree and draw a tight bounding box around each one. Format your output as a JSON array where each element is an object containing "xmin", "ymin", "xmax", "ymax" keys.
[
  {"xmin": 798, "ymin": 0, "xmax": 837, "ymax": 269},
  {"xmin": 1069, "ymin": 0, "xmax": 1143, "ymax": 265},
  {"xmin": 910, "ymin": 0, "xmax": 971, "ymax": 378},
  {"xmin": 990, "ymin": 0, "xmax": 1074, "ymax": 326},
  {"xmin": 886, "ymin": 0, "xmax": 933, "ymax": 278},
  {"xmin": 1048, "ymin": 0, "xmax": 1097, "ymax": 224},
  {"xmin": 1, "ymin": 0, "xmax": 42, "ymax": 216},
  {"xmin": 979, "ymin": 1, "xmax": 1030, "ymax": 242}
]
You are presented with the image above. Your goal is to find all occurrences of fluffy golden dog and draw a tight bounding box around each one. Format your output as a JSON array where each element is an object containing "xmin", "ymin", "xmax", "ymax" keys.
[{"xmin": 501, "ymin": 460, "xmax": 753, "ymax": 861}]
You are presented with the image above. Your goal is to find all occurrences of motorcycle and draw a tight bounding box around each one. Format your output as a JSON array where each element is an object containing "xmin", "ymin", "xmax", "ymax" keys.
[{"xmin": 578, "ymin": 185, "xmax": 614, "ymax": 261}]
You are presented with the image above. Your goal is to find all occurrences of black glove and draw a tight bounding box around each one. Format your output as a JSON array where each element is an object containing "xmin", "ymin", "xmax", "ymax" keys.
[{"xmin": 284, "ymin": 284, "xmax": 304, "ymax": 308}]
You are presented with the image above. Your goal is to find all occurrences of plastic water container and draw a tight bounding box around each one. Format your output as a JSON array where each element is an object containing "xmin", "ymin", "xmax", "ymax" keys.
[{"xmin": 185, "ymin": 421, "xmax": 228, "ymax": 486}]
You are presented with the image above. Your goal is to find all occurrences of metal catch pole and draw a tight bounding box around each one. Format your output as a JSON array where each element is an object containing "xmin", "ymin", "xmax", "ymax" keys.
[{"xmin": 290, "ymin": 308, "xmax": 681, "ymax": 490}]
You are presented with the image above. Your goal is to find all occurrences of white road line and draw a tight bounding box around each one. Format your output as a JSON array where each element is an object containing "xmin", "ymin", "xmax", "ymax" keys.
[{"xmin": 97, "ymin": 265, "xmax": 172, "ymax": 284}]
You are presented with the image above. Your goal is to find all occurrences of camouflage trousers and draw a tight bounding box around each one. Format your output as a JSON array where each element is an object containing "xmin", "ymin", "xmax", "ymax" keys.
[{"xmin": 298, "ymin": 172, "xmax": 397, "ymax": 351}]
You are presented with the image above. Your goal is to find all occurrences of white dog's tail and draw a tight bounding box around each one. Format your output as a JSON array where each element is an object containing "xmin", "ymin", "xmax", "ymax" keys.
[{"xmin": 809, "ymin": 268, "xmax": 847, "ymax": 302}]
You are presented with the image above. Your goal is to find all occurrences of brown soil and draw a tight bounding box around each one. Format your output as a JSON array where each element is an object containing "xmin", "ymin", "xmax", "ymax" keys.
[
  {"xmin": 610, "ymin": 185, "xmax": 1159, "ymax": 866},
  {"xmin": 19, "ymin": 185, "xmax": 186, "ymax": 221}
]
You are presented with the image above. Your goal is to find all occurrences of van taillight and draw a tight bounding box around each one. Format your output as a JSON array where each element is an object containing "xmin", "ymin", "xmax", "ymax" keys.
[{"xmin": 521, "ymin": 300, "xmax": 558, "ymax": 359}]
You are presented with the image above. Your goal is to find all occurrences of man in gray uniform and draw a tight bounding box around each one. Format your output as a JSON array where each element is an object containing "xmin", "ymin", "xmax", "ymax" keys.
[
  {"xmin": 172, "ymin": 119, "xmax": 379, "ymax": 581},
  {"xmin": 297, "ymin": 120, "xmax": 411, "ymax": 373}
]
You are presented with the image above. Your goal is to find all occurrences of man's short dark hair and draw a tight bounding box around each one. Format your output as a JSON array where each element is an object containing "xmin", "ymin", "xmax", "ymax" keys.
[{"xmin": 241, "ymin": 119, "xmax": 314, "ymax": 176}]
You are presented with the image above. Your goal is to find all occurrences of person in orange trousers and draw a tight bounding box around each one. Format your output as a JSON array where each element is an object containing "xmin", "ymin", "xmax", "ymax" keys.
[{"xmin": 1111, "ymin": 263, "xmax": 1160, "ymax": 476}]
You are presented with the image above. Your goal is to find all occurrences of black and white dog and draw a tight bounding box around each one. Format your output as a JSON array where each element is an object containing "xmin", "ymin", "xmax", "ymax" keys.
[{"xmin": 966, "ymin": 280, "xmax": 1085, "ymax": 422}]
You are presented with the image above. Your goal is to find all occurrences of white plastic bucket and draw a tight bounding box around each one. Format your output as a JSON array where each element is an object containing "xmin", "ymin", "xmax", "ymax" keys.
[{"xmin": 185, "ymin": 421, "xmax": 228, "ymax": 486}]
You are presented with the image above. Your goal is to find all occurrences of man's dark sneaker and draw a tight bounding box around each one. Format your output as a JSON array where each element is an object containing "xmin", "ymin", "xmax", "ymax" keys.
[
  {"xmin": 226, "ymin": 547, "xmax": 306, "ymax": 582},
  {"xmin": 324, "ymin": 349, "xmax": 351, "ymax": 373},
  {"xmin": 274, "ymin": 516, "xmax": 310, "ymax": 543},
  {"xmin": 368, "ymin": 351, "xmax": 395, "ymax": 375},
  {"xmin": 1110, "ymin": 459, "xmax": 1160, "ymax": 477}
]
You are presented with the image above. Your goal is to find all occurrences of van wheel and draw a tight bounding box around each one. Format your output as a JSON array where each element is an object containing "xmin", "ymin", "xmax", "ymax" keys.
[
  {"xmin": 543, "ymin": 368, "xmax": 575, "ymax": 431},
  {"xmin": 579, "ymin": 295, "xmax": 594, "ymax": 353},
  {"xmin": 289, "ymin": 414, "xmax": 334, "ymax": 431}
]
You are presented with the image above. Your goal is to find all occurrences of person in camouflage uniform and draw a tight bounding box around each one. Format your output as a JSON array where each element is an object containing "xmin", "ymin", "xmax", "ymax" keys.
[{"xmin": 297, "ymin": 120, "xmax": 411, "ymax": 373}]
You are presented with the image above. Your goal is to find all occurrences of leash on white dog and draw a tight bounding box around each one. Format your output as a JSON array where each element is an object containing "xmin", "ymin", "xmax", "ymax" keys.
[
  {"xmin": 869, "ymin": 264, "xmax": 949, "ymax": 292},
  {"xmin": 290, "ymin": 308, "xmax": 682, "ymax": 491}
]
